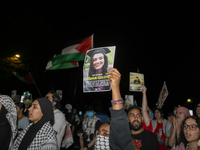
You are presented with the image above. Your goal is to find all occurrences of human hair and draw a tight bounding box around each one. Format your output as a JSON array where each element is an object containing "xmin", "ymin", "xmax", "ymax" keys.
[
  {"xmin": 17, "ymin": 102, "xmax": 25, "ymax": 110},
  {"xmin": 48, "ymin": 90, "xmax": 61, "ymax": 110},
  {"xmin": 127, "ymin": 106, "xmax": 141, "ymax": 115},
  {"xmin": 179, "ymin": 116, "xmax": 200, "ymax": 147},
  {"xmin": 16, "ymin": 102, "xmax": 28, "ymax": 116},
  {"xmin": 86, "ymin": 105, "xmax": 94, "ymax": 111},
  {"xmin": 153, "ymin": 107, "xmax": 164, "ymax": 120},
  {"xmin": 88, "ymin": 53, "xmax": 108, "ymax": 77}
]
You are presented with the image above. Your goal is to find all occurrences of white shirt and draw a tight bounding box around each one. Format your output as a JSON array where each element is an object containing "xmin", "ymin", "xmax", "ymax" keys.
[{"xmin": 53, "ymin": 109, "xmax": 66, "ymax": 148}]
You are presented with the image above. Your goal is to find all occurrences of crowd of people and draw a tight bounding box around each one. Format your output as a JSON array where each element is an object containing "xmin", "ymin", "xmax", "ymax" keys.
[{"xmin": 1, "ymin": 68, "xmax": 200, "ymax": 150}]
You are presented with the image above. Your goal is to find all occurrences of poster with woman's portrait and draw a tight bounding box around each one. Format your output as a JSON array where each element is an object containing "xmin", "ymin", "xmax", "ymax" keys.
[
  {"xmin": 129, "ymin": 72, "xmax": 144, "ymax": 92},
  {"xmin": 125, "ymin": 95, "xmax": 134, "ymax": 109},
  {"xmin": 83, "ymin": 46, "xmax": 116, "ymax": 93}
]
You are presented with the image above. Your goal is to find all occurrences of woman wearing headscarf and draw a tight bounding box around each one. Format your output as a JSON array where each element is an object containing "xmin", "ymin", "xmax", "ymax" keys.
[
  {"xmin": 12, "ymin": 98, "xmax": 58, "ymax": 150},
  {"xmin": 169, "ymin": 106, "xmax": 191, "ymax": 149},
  {"xmin": 0, "ymin": 95, "xmax": 17, "ymax": 150}
]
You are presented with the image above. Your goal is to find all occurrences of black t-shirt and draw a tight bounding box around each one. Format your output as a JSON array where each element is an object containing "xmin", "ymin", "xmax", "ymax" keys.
[{"xmin": 131, "ymin": 129, "xmax": 159, "ymax": 150}]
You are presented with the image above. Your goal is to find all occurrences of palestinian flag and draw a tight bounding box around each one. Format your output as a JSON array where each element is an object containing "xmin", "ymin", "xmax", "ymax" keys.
[
  {"xmin": 45, "ymin": 35, "xmax": 93, "ymax": 71},
  {"xmin": 12, "ymin": 72, "xmax": 35, "ymax": 84},
  {"xmin": 46, "ymin": 61, "xmax": 79, "ymax": 71}
]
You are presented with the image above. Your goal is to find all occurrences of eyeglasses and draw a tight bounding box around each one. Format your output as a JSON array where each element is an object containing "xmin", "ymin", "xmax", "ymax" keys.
[{"xmin": 183, "ymin": 124, "xmax": 199, "ymax": 131}]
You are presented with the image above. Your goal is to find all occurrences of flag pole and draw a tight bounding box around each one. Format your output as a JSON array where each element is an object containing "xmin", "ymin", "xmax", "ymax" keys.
[{"xmin": 29, "ymin": 73, "xmax": 43, "ymax": 97}]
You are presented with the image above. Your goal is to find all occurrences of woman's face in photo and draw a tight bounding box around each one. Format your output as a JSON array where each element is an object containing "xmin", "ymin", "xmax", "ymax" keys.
[
  {"xmin": 183, "ymin": 118, "xmax": 200, "ymax": 143},
  {"xmin": 92, "ymin": 53, "xmax": 105, "ymax": 71},
  {"xmin": 28, "ymin": 100, "xmax": 43, "ymax": 124}
]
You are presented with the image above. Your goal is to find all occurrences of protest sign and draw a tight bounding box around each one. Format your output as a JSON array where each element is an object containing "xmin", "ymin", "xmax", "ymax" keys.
[
  {"xmin": 129, "ymin": 72, "xmax": 144, "ymax": 92},
  {"xmin": 157, "ymin": 82, "xmax": 169, "ymax": 108},
  {"xmin": 83, "ymin": 46, "xmax": 115, "ymax": 92}
]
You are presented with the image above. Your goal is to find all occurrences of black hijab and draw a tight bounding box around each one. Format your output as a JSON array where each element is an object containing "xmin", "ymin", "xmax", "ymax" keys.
[
  {"xmin": 0, "ymin": 105, "xmax": 12, "ymax": 150},
  {"xmin": 18, "ymin": 98, "xmax": 54, "ymax": 150}
]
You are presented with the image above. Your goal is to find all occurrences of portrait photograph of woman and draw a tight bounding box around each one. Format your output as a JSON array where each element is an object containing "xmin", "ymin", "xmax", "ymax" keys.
[{"xmin": 83, "ymin": 46, "xmax": 115, "ymax": 93}]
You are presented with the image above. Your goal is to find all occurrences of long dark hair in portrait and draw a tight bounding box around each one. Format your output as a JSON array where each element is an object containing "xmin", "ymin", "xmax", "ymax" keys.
[{"xmin": 89, "ymin": 53, "xmax": 108, "ymax": 77}]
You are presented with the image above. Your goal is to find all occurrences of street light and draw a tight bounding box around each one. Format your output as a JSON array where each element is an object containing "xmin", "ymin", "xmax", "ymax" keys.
[
  {"xmin": 15, "ymin": 54, "xmax": 20, "ymax": 58},
  {"xmin": 187, "ymin": 99, "xmax": 192, "ymax": 103},
  {"xmin": 13, "ymin": 54, "xmax": 21, "ymax": 63}
]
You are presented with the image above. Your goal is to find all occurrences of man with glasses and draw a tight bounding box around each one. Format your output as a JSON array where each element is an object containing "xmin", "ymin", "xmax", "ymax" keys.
[{"xmin": 45, "ymin": 91, "xmax": 67, "ymax": 149}]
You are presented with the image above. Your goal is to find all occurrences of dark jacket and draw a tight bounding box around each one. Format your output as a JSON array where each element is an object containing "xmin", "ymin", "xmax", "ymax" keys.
[{"xmin": 109, "ymin": 107, "xmax": 134, "ymax": 150}]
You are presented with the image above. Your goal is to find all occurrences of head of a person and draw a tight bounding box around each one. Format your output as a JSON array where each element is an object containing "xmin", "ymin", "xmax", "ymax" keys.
[
  {"xmin": 65, "ymin": 103, "xmax": 72, "ymax": 113},
  {"xmin": 98, "ymin": 123, "xmax": 110, "ymax": 138},
  {"xmin": 179, "ymin": 116, "xmax": 200, "ymax": 147},
  {"xmin": 153, "ymin": 108, "xmax": 164, "ymax": 120},
  {"xmin": 15, "ymin": 102, "xmax": 25, "ymax": 115},
  {"xmin": 72, "ymin": 108, "xmax": 77, "ymax": 115},
  {"xmin": 88, "ymin": 48, "xmax": 110, "ymax": 77},
  {"xmin": 85, "ymin": 105, "xmax": 96, "ymax": 118},
  {"xmin": 94, "ymin": 122, "xmax": 110, "ymax": 149},
  {"xmin": 195, "ymin": 103, "xmax": 200, "ymax": 118},
  {"xmin": 28, "ymin": 98, "xmax": 54, "ymax": 124},
  {"xmin": 176, "ymin": 106, "xmax": 191, "ymax": 122},
  {"xmin": 173, "ymin": 106, "xmax": 178, "ymax": 115},
  {"xmin": 127, "ymin": 106, "xmax": 143, "ymax": 131},
  {"xmin": 45, "ymin": 91, "xmax": 61, "ymax": 110}
]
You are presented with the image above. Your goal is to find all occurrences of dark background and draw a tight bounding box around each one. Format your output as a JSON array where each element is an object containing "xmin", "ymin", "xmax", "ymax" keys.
[{"xmin": 1, "ymin": 1, "xmax": 200, "ymax": 117}]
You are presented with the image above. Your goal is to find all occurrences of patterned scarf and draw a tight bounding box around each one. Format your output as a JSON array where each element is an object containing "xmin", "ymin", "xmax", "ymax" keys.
[
  {"xmin": 82, "ymin": 115, "xmax": 99, "ymax": 141},
  {"xmin": 17, "ymin": 98, "xmax": 55, "ymax": 149},
  {"xmin": 94, "ymin": 135, "xmax": 110, "ymax": 150},
  {"xmin": 0, "ymin": 95, "xmax": 17, "ymax": 139},
  {"xmin": 13, "ymin": 121, "xmax": 57, "ymax": 150}
]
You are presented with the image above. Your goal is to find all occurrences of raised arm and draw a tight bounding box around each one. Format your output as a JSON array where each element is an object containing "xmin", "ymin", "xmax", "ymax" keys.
[
  {"xmin": 106, "ymin": 68, "xmax": 135, "ymax": 150},
  {"xmin": 106, "ymin": 68, "xmax": 122, "ymax": 110},
  {"xmin": 141, "ymin": 85, "xmax": 150, "ymax": 127}
]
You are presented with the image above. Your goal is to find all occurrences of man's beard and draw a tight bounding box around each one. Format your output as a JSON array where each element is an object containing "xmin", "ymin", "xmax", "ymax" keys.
[{"xmin": 129, "ymin": 120, "xmax": 143, "ymax": 131}]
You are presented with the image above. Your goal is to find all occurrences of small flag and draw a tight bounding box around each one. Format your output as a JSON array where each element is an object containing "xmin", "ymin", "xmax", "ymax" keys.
[
  {"xmin": 157, "ymin": 82, "xmax": 169, "ymax": 108},
  {"xmin": 45, "ymin": 35, "xmax": 93, "ymax": 71},
  {"xmin": 12, "ymin": 72, "xmax": 35, "ymax": 84}
]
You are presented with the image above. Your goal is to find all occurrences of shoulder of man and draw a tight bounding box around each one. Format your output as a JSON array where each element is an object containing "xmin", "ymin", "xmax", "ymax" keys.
[
  {"xmin": 54, "ymin": 109, "xmax": 66, "ymax": 121},
  {"xmin": 143, "ymin": 129, "xmax": 156, "ymax": 136}
]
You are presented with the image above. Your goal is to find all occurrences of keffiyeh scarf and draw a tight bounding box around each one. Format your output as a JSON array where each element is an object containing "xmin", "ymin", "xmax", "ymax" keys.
[
  {"xmin": 82, "ymin": 115, "xmax": 99, "ymax": 142},
  {"xmin": 13, "ymin": 121, "xmax": 57, "ymax": 150},
  {"xmin": 0, "ymin": 95, "xmax": 17, "ymax": 139},
  {"xmin": 94, "ymin": 135, "xmax": 110, "ymax": 150}
]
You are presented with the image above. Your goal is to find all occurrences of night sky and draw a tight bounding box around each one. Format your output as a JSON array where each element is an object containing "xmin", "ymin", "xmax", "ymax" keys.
[{"xmin": 1, "ymin": 2, "xmax": 200, "ymax": 115}]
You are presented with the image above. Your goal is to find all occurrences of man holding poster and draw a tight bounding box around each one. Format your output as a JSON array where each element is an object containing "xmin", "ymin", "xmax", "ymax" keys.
[{"xmin": 83, "ymin": 46, "xmax": 115, "ymax": 92}]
